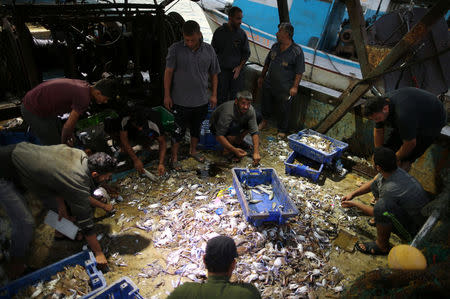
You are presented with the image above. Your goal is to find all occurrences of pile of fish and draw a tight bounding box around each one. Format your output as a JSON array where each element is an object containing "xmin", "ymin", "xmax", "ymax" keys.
[
  {"xmin": 298, "ymin": 134, "xmax": 335, "ymax": 154},
  {"xmin": 123, "ymin": 172, "xmax": 348, "ymax": 298},
  {"xmin": 13, "ymin": 265, "xmax": 91, "ymax": 299},
  {"xmin": 242, "ymin": 182, "xmax": 274, "ymax": 205}
]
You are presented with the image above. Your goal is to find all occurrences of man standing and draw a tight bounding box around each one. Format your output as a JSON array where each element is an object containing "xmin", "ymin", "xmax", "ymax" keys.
[
  {"xmin": 364, "ymin": 87, "xmax": 447, "ymax": 171},
  {"xmin": 168, "ymin": 235, "xmax": 261, "ymax": 299},
  {"xmin": 164, "ymin": 20, "xmax": 220, "ymax": 170},
  {"xmin": 21, "ymin": 78, "xmax": 117, "ymax": 146},
  {"xmin": 0, "ymin": 143, "xmax": 117, "ymax": 270},
  {"xmin": 210, "ymin": 91, "xmax": 260, "ymax": 165},
  {"xmin": 257, "ymin": 22, "xmax": 305, "ymax": 138},
  {"xmin": 212, "ymin": 6, "xmax": 250, "ymax": 105},
  {"xmin": 341, "ymin": 147, "xmax": 429, "ymax": 255},
  {"xmin": 104, "ymin": 106, "xmax": 167, "ymax": 175}
]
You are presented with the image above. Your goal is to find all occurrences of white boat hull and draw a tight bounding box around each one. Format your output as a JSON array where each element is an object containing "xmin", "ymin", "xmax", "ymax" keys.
[{"xmin": 203, "ymin": 8, "xmax": 365, "ymax": 97}]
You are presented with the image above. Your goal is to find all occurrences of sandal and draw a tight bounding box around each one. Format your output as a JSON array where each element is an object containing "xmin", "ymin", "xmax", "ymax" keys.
[
  {"xmin": 370, "ymin": 198, "xmax": 378, "ymax": 206},
  {"xmin": 355, "ymin": 241, "xmax": 389, "ymax": 255},
  {"xmin": 190, "ymin": 152, "xmax": 205, "ymax": 163},
  {"xmin": 368, "ymin": 218, "xmax": 376, "ymax": 227},
  {"xmin": 170, "ymin": 160, "xmax": 182, "ymax": 171}
]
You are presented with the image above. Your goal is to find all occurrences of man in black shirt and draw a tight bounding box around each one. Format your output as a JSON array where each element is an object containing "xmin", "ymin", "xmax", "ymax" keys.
[
  {"xmin": 105, "ymin": 106, "xmax": 167, "ymax": 175},
  {"xmin": 212, "ymin": 6, "xmax": 250, "ymax": 105},
  {"xmin": 364, "ymin": 87, "xmax": 447, "ymax": 170}
]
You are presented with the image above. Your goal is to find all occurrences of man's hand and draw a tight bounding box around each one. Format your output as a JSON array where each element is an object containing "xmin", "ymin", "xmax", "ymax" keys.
[
  {"xmin": 164, "ymin": 95, "xmax": 173, "ymax": 111},
  {"xmin": 252, "ymin": 152, "xmax": 261, "ymax": 165},
  {"xmin": 232, "ymin": 65, "xmax": 242, "ymax": 80},
  {"xmin": 57, "ymin": 201, "xmax": 69, "ymax": 221},
  {"xmin": 157, "ymin": 164, "xmax": 165, "ymax": 176},
  {"xmin": 133, "ymin": 159, "xmax": 144, "ymax": 174},
  {"xmin": 257, "ymin": 76, "xmax": 264, "ymax": 89},
  {"xmin": 341, "ymin": 193, "xmax": 354, "ymax": 202},
  {"xmin": 289, "ymin": 86, "xmax": 298, "ymax": 97},
  {"xmin": 234, "ymin": 148, "xmax": 247, "ymax": 158},
  {"xmin": 95, "ymin": 252, "xmax": 108, "ymax": 267},
  {"xmin": 209, "ymin": 95, "xmax": 217, "ymax": 109},
  {"xmin": 341, "ymin": 200, "xmax": 355, "ymax": 208},
  {"xmin": 61, "ymin": 129, "xmax": 75, "ymax": 147}
]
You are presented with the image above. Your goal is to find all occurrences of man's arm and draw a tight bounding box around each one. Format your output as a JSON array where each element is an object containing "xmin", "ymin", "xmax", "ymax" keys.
[
  {"xmin": 341, "ymin": 200, "xmax": 374, "ymax": 216},
  {"xmin": 210, "ymin": 73, "xmax": 218, "ymax": 108},
  {"xmin": 85, "ymin": 234, "xmax": 107, "ymax": 266},
  {"xmin": 157, "ymin": 135, "xmax": 167, "ymax": 175},
  {"xmin": 216, "ymin": 136, "xmax": 247, "ymax": 158},
  {"xmin": 289, "ymin": 74, "xmax": 302, "ymax": 97},
  {"xmin": 119, "ymin": 130, "xmax": 144, "ymax": 173},
  {"xmin": 396, "ymin": 138, "xmax": 416, "ymax": 161},
  {"xmin": 61, "ymin": 109, "xmax": 81, "ymax": 146},
  {"xmin": 342, "ymin": 176, "xmax": 377, "ymax": 201},
  {"xmin": 257, "ymin": 64, "xmax": 269, "ymax": 88},
  {"xmin": 251, "ymin": 134, "xmax": 260, "ymax": 165},
  {"xmin": 374, "ymin": 127, "xmax": 385, "ymax": 147},
  {"xmin": 164, "ymin": 68, "xmax": 174, "ymax": 110}
]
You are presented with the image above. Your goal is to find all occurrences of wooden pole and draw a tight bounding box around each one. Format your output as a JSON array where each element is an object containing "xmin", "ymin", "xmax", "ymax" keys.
[
  {"xmin": 316, "ymin": 0, "xmax": 450, "ymax": 134},
  {"xmin": 277, "ymin": 0, "xmax": 290, "ymax": 23}
]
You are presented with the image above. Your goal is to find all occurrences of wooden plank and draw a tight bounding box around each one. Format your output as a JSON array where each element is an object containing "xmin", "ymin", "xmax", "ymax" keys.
[
  {"xmin": 316, "ymin": 0, "xmax": 450, "ymax": 134},
  {"xmin": 345, "ymin": 0, "xmax": 372, "ymax": 77}
]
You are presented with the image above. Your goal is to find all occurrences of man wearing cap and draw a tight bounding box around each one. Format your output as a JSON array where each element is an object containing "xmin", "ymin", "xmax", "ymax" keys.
[
  {"xmin": 363, "ymin": 87, "xmax": 447, "ymax": 171},
  {"xmin": 104, "ymin": 106, "xmax": 167, "ymax": 175},
  {"xmin": 21, "ymin": 78, "xmax": 117, "ymax": 146},
  {"xmin": 257, "ymin": 22, "xmax": 305, "ymax": 138},
  {"xmin": 212, "ymin": 6, "xmax": 250, "ymax": 105},
  {"xmin": 168, "ymin": 235, "xmax": 261, "ymax": 298},
  {"xmin": 210, "ymin": 91, "xmax": 261, "ymax": 164},
  {"xmin": 164, "ymin": 20, "xmax": 220, "ymax": 170},
  {"xmin": 341, "ymin": 147, "xmax": 429, "ymax": 255},
  {"xmin": 0, "ymin": 143, "xmax": 117, "ymax": 276}
]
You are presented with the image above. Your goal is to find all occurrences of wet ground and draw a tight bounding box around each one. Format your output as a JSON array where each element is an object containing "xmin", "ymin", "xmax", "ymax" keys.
[{"xmin": 1, "ymin": 128, "xmax": 403, "ymax": 298}]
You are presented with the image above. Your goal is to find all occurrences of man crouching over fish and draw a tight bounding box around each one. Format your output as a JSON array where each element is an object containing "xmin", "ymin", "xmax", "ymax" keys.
[
  {"xmin": 168, "ymin": 235, "xmax": 261, "ymax": 298},
  {"xmin": 0, "ymin": 142, "xmax": 117, "ymax": 276},
  {"xmin": 210, "ymin": 91, "xmax": 261, "ymax": 165}
]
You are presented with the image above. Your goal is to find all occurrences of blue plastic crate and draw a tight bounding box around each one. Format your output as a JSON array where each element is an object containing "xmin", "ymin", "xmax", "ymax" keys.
[
  {"xmin": 231, "ymin": 168, "xmax": 299, "ymax": 226},
  {"xmin": 198, "ymin": 109, "xmax": 222, "ymax": 151},
  {"xmin": 284, "ymin": 151, "xmax": 324, "ymax": 182},
  {"xmin": 0, "ymin": 250, "xmax": 106, "ymax": 298},
  {"xmin": 92, "ymin": 276, "xmax": 143, "ymax": 299},
  {"xmin": 0, "ymin": 131, "xmax": 41, "ymax": 146},
  {"xmin": 287, "ymin": 129, "xmax": 348, "ymax": 164}
]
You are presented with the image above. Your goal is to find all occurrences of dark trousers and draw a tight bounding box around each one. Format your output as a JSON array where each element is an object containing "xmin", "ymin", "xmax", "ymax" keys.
[
  {"xmin": 217, "ymin": 69, "xmax": 243, "ymax": 105},
  {"xmin": 172, "ymin": 104, "xmax": 208, "ymax": 143},
  {"xmin": 261, "ymin": 85, "xmax": 291, "ymax": 133}
]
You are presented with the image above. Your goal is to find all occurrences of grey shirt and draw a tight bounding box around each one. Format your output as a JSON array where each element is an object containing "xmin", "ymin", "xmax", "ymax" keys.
[
  {"xmin": 263, "ymin": 42, "xmax": 305, "ymax": 93},
  {"xmin": 212, "ymin": 24, "xmax": 250, "ymax": 70},
  {"xmin": 210, "ymin": 101, "xmax": 258, "ymax": 136},
  {"xmin": 376, "ymin": 87, "xmax": 447, "ymax": 140},
  {"xmin": 371, "ymin": 168, "xmax": 428, "ymax": 226},
  {"xmin": 166, "ymin": 40, "xmax": 221, "ymax": 108},
  {"xmin": 2, "ymin": 142, "xmax": 95, "ymax": 234}
]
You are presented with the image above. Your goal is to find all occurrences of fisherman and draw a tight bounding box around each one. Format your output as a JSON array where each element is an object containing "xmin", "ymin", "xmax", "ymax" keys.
[
  {"xmin": 104, "ymin": 106, "xmax": 167, "ymax": 176},
  {"xmin": 210, "ymin": 91, "xmax": 260, "ymax": 164},
  {"xmin": 164, "ymin": 20, "xmax": 220, "ymax": 170},
  {"xmin": 0, "ymin": 142, "xmax": 117, "ymax": 269},
  {"xmin": 364, "ymin": 87, "xmax": 447, "ymax": 171},
  {"xmin": 341, "ymin": 147, "xmax": 429, "ymax": 255},
  {"xmin": 211, "ymin": 6, "xmax": 250, "ymax": 105},
  {"xmin": 21, "ymin": 78, "xmax": 117, "ymax": 146},
  {"xmin": 167, "ymin": 235, "xmax": 261, "ymax": 299},
  {"xmin": 257, "ymin": 22, "xmax": 305, "ymax": 138}
]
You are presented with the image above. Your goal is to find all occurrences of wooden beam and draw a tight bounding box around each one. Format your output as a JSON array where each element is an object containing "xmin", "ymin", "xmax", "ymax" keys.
[
  {"xmin": 277, "ymin": 0, "xmax": 290, "ymax": 23},
  {"xmin": 316, "ymin": 0, "xmax": 450, "ymax": 134},
  {"xmin": 345, "ymin": 0, "xmax": 372, "ymax": 77}
]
